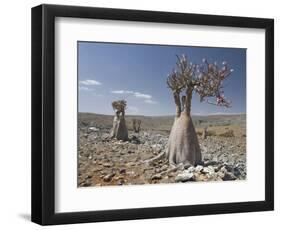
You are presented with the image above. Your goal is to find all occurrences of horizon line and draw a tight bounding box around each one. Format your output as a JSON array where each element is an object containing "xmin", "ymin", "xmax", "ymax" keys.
[{"xmin": 79, "ymin": 111, "xmax": 246, "ymax": 117}]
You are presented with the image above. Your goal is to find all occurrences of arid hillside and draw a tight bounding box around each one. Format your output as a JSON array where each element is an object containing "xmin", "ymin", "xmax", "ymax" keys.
[{"xmin": 79, "ymin": 112, "xmax": 246, "ymax": 134}]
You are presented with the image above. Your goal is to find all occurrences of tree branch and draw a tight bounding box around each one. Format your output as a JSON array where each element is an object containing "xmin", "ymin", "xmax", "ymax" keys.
[
  {"xmin": 112, "ymin": 100, "xmax": 127, "ymax": 113},
  {"xmin": 205, "ymin": 99, "xmax": 231, "ymax": 108},
  {"xmin": 167, "ymin": 55, "xmax": 234, "ymax": 114},
  {"xmin": 173, "ymin": 91, "xmax": 181, "ymax": 117}
]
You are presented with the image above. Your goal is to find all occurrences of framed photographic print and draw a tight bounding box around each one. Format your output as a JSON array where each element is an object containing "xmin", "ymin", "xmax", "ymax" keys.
[{"xmin": 31, "ymin": 4, "xmax": 274, "ymax": 225}]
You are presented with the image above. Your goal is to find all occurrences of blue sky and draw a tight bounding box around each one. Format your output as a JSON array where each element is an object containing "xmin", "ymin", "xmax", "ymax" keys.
[{"xmin": 78, "ymin": 42, "xmax": 246, "ymax": 116}]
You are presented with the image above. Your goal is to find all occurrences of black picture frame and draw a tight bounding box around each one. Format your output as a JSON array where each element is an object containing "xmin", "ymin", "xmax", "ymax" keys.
[{"xmin": 31, "ymin": 4, "xmax": 274, "ymax": 225}]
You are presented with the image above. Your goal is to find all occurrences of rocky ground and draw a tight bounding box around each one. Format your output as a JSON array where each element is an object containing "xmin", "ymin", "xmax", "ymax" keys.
[{"xmin": 78, "ymin": 125, "xmax": 246, "ymax": 187}]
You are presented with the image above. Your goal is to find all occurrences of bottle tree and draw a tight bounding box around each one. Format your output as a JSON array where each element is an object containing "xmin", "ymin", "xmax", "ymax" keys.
[
  {"xmin": 132, "ymin": 119, "xmax": 142, "ymax": 133},
  {"xmin": 166, "ymin": 54, "xmax": 233, "ymax": 166},
  {"xmin": 110, "ymin": 100, "xmax": 128, "ymax": 141}
]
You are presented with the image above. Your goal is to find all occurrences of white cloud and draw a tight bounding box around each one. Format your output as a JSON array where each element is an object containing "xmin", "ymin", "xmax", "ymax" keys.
[
  {"xmin": 144, "ymin": 99, "xmax": 157, "ymax": 104},
  {"xmin": 79, "ymin": 79, "xmax": 102, "ymax": 86},
  {"xmin": 111, "ymin": 90, "xmax": 134, "ymax": 94},
  {"xmin": 111, "ymin": 90, "xmax": 152, "ymax": 99},
  {"xmin": 134, "ymin": 92, "xmax": 152, "ymax": 99},
  {"xmin": 79, "ymin": 87, "xmax": 104, "ymax": 97},
  {"xmin": 79, "ymin": 86, "xmax": 91, "ymax": 91},
  {"xmin": 111, "ymin": 89, "xmax": 157, "ymax": 105}
]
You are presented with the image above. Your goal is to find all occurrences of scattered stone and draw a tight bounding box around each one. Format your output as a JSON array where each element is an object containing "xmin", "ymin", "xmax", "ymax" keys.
[
  {"xmin": 119, "ymin": 168, "xmax": 126, "ymax": 174},
  {"xmin": 103, "ymin": 173, "xmax": 115, "ymax": 182},
  {"xmin": 224, "ymin": 164, "xmax": 234, "ymax": 172},
  {"xmin": 175, "ymin": 171, "xmax": 194, "ymax": 182},
  {"xmin": 206, "ymin": 171, "xmax": 217, "ymax": 180},
  {"xmin": 85, "ymin": 174, "xmax": 92, "ymax": 179},
  {"xmin": 117, "ymin": 180, "xmax": 125, "ymax": 185},
  {"xmin": 126, "ymin": 162, "xmax": 136, "ymax": 167},
  {"xmin": 223, "ymin": 172, "xmax": 237, "ymax": 181},
  {"xmin": 93, "ymin": 167, "xmax": 102, "ymax": 172},
  {"xmin": 101, "ymin": 133, "xmax": 110, "ymax": 139},
  {"xmin": 83, "ymin": 152, "xmax": 90, "ymax": 158},
  {"xmin": 220, "ymin": 166, "xmax": 228, "ymax": 174},
  {"xmin": 187, "ymin": 166, "xmax": 195, "ymax": 173},
  {"xmin": 203, "ymin": 166, "xmax": 215, "ymax": 174},
  {"xmin": 103, "ymin": 162, "xmax": 113, "ymax": 167},
  {"xmin": 195, "ymin": 165, "xmax": 204, "ymax": 173},
  {"xmin": 78, "ymin": 119, "xmax": 246, "ymax": 187},
  {"xmin": 160, "ymin": 165, "xmax": 169, "ymax": 171},
  {"xmin": 151, "ymin": 174, "xmax": 162, "ymax": 180},
  {"xmin": 115, "ymin": 175, "xmax": 124, "ymax": 180},
  {"xmin": 217, "ymin": 171, "xmax": 225, "ymax": 178},
  {"xmin": 88, "ymin": 126, "xmax": 100, "ymax": 132},
  {"xmin": 83, "ymin": 181, "xmax": 91, "ymax": 187},
  {"xmin": 168, "ymin": 172, "xmax": 175, "ymax": 177},
  {"xmin": 184, "ymin": 162, "xmax": 192, "ymax": 169},
  {"xmin": 151, "ymin": 144, "xmax": 163, "ymax": 152},
  {"xmin": 131, "ymin": 136, "xmax": 141, "ymax": 144}
]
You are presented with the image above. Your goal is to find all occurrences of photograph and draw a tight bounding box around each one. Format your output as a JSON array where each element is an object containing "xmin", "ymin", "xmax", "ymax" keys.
[
  {"xmin": 30, "ymin": 3, "xmax": 274, "ymax": 226},
  {"xmin": 77, "ymin": 42, "xmax": 246, "ymax": 187}
]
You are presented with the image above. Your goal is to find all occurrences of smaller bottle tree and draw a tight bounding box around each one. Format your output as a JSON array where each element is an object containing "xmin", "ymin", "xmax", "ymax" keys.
[
  {"xmin": 166, "ymin": 54, "xmax": 233, "ymax": 166},
  {"xmin": 110, "ymin": 100, "xmax": 128, "ymax": 141},
  {"xmin": 132, "ymin": 119, "xmax": 142, "ymax": 133}
]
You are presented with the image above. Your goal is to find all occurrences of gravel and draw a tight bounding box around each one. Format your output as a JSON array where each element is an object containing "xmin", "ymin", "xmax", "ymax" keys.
[{"xmin": 78, "ymin": 128, "xmax": 246, "ymax": 187}]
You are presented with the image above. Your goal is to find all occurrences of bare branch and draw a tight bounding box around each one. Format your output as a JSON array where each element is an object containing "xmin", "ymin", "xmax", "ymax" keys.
[
  {"xmin": 193, "ymin": 59, "xmax": 234, "ymax": 107},
  {"xmin": 167, "ymin": 54, "xmax": 234, "ymax": 115},
  {"xmin": 204, "ymin": 98, "xmax": 232, "ymax": 108},
  {"xmin": 112, "ymin": 100, "xmax": 127, "ymax": 113}
]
